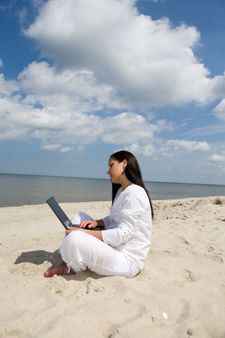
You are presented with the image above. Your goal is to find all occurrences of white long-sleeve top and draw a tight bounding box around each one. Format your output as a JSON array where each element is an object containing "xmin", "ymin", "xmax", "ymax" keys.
[{"xmin": 102, "ymin": 184, "xmax": 152, "ymax": 270}]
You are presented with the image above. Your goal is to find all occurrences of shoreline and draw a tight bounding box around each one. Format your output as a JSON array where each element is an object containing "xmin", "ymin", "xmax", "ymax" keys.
[
  {"xmin": 2, "ymin": 171, "xmax": 225, "ymax": 187},
  {"xmin": 0, "ymin": 200, "xmax": 111, "ymax": 208},
  {"xmin": 1, "ymin": 197, "xmax": 225, "ymax": 337},
  {"xmin": 1, "ymin": 194, "xmax": 225, "ymax": 208}
]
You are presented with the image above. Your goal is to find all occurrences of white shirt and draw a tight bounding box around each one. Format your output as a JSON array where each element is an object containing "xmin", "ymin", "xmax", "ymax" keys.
[{"xmin": 102, "ymin": 184, "xmax": 152, "ymax": 270}]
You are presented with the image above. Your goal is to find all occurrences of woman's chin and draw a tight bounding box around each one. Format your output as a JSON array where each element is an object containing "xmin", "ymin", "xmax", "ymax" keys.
[{"xmin": 111, "ymin": 179, "xmax": 120, "ymax": 184}]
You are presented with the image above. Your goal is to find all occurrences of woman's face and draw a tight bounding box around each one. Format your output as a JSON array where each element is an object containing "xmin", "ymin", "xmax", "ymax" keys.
[{"xmin": 107, "ymin": 157, "xmax": 126, "ymax": 184}]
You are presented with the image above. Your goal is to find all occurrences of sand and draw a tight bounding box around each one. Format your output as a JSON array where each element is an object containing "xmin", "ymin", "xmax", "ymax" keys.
[{"xmin": 0, "ymin": 197, "xmax": 225, "ymax": 338}]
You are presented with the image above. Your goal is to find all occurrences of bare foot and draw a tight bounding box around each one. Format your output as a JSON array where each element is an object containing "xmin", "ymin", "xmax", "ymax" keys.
[{"xmin": 44, "ymin": 262, "xmax": 75, "ymax": 278}]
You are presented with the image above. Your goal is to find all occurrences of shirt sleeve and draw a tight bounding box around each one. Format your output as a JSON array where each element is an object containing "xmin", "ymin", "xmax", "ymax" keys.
[
  {"xmin": 103, "ymin": 185, "xmax": 150, "ymax": 247},
  {"xmin": 102, "ymin": 215, "xmax": 111, "ymax": 227},
  {"xmin": 102, "ymin": 208, "xmax": 141, "ymax": 247}
]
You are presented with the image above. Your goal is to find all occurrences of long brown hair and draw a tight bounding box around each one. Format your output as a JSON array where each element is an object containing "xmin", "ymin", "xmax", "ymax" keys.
[{"xmin": 109, "ymin": 150, "xmax": 154, "ymax": 218}]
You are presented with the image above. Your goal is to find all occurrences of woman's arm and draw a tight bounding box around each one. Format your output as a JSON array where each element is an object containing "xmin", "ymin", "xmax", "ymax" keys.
[
  {"xmin": 102, "ymin": 188, "xmax": 151, "ymax": 247},
  {"xmin": 65, "ymin": 227, "xmax": 103, "ymax": 240},
  {"xmin": 101, "ymin": 211, "xmax": 137, "ymax": 247},
  {"xmin": 83, "ymin": 229, "xmax": 103, "ymax": 240}
]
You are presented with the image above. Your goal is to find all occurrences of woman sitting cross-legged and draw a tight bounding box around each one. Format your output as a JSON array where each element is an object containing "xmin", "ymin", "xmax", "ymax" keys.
[{"xmin": 44, "ymin": 150, "xmax": 153, "ymax": 279}]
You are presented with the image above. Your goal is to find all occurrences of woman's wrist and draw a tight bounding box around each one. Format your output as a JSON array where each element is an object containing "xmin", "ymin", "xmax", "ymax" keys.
[{"xmin": 96, "ymin": 219, "xmax": 105, "ymax": 228}]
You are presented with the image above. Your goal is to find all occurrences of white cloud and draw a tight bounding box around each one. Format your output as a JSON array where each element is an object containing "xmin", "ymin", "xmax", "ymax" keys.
[
  {"xmin": 1, "ymin": 0, "xmax": 222, "ymax": 164},
  {"xmin": 25, "ymin": 0, "xmax": 225, "ymax": 108},
  {"xmin": 128, "ymin": 143, "xmax": 155, "ymax": 157},
  {"xmin": 1, "ymin": 58, "xmax": 213, "ymax": 158},
  {"xmin": 209, "ymin": 152, "xmax": 225, "ymax": 176},
  {"xmin": 213, "ymin": 98, "xmax": 225, "ymax": 121},
  {"xmin": 41, "ymin": 143, "xmax": 82, "ymax": 153},
  {"xmin": 209, "ymin": 153, "xmax": 225, "ymax": 162},
  {"xmin": 0, "ymin": 73, "xmax": 18, "ymax": 96},
  {"xmin": 0, "ymin": 63, "xmax": 163, "ymax": 152},
  {"xmin": 18, "ymin": 61, "xmax": 126, "ymax": 111},
  {"xmin": 162, "ymin": 139, "xmax": 210, "ymax": 154},
  {"xmin": 102, "ymin": 112, "xmax": 155, "ymax": 144}
]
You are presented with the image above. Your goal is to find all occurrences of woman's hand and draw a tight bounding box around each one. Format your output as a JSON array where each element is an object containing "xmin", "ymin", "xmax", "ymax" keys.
[
  {"xmin": 65, "ymin": 226, "xmax": 82, "ymax": 235},
  {"xmin": 79, "ymin": 219, "xmax": 98, "ymax": 229},
  {"xmin": 64, "ymin": 220, "xmax": 98, "ymax": 235},
  {"xmin": 65, "ymin": 224, "xmax": 103, "ymax": 241}
]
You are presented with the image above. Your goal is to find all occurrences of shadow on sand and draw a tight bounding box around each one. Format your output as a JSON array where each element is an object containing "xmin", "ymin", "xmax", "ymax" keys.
[
  {"xmin": 14, "ymin": 250, "xmax": 102, "ymax": 281},
  {"xmin": 14, "ymin": 249, "xmax": 61, "ymax": 266}
]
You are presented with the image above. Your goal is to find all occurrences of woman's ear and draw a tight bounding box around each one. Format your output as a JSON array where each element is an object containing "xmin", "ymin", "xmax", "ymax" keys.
[{"xmin": 122, "ymin": 159, "xmax": 127, "ymax": 171}]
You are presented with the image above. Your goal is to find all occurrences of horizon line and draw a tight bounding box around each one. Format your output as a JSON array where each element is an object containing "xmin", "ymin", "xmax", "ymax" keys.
[{"xmin": 0, "ymin": 171, "xmax": 224, "ymax": 187}]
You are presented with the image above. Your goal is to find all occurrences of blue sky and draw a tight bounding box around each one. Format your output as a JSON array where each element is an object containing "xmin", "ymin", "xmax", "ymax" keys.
[{"xmin": 0, "ymin": 0, "xmax": 225, "ymax": 184}]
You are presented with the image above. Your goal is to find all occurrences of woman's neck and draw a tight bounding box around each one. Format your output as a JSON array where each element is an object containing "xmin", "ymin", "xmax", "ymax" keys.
[{"xmin": 120, "ymin": 177, "xmax": 132, "ymax": 190}]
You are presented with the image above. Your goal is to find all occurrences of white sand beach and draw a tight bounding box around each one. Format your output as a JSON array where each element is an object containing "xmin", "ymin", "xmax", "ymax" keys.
[{"xmin": 0, "ymin": 197, "xmax": 225, "ymax": 338}]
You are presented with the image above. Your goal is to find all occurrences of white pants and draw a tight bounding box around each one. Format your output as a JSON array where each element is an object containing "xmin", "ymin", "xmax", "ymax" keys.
[{"xmin": 60, "ymin": 212, "xmax": 139, "ymax": 278}]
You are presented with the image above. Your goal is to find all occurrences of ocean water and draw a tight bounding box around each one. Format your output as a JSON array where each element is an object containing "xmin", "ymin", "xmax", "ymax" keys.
[{"xmin": 0, "ymin": 173, "xmax": 225, "ymax": 207}]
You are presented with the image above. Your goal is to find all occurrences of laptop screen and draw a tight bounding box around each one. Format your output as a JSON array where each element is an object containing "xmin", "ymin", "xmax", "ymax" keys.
[{"xmin": 46, "ymin": 197, "xmax": 73, "ymax": 229}]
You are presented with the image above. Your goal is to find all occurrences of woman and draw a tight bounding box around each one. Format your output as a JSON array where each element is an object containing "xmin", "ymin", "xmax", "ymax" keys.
[{"xmin": 44, "ymin": 150, "xmax": 153, "ymax": 278}]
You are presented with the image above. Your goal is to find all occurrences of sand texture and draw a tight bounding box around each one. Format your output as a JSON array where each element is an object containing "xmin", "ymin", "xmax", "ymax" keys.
[{"xmin": 0, "ymin": 197, "xmax": 225, "ymax": 338}]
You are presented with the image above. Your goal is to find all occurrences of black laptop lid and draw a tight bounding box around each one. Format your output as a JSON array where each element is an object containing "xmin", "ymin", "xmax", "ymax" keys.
[{"xmin": 46, "ymin": 197, "xmax": 73, "ymax": 229}]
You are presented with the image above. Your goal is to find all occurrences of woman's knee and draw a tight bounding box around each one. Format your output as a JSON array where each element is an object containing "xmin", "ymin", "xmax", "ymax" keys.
[
  {"xmin": 64, "ymin": 230, "xmax": 85, "ymax": 246},
  {"xmin": 60, "ymin": 231, "xmax": 82, "ymax": 256},
  {"xmin": 62, "ymin": 229, "xmax": 89, "ymax": 248}
]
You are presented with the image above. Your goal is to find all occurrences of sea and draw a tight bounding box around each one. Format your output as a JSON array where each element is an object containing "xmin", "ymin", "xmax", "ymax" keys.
[{"xmin": 0, "ymin": 173, "xmax": 225, "ymax": 207}]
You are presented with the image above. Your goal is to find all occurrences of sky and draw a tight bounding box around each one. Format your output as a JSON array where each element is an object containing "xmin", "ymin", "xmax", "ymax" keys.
[{"xmin": 0, "ymin": 0, "xmax": 225, "ymax": 184}]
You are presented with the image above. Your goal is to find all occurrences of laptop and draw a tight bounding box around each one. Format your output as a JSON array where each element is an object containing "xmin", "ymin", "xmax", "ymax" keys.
[
  {"xmin": 46, "ymin": 197, "xmax": 79, "ymax": 230},
  {"xmin": 46, "ymin": 196, "xmax": 104, "ymax": 230}
]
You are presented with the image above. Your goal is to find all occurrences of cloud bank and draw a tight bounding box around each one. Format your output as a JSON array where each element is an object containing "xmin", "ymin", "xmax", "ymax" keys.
[
  {"xmin": 1, "ymin": 0, "xmax": 225, "ymax": 159},
  {"xmin": 25, "ymin": 0, "xmax": 225, "ymax": 107}
]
